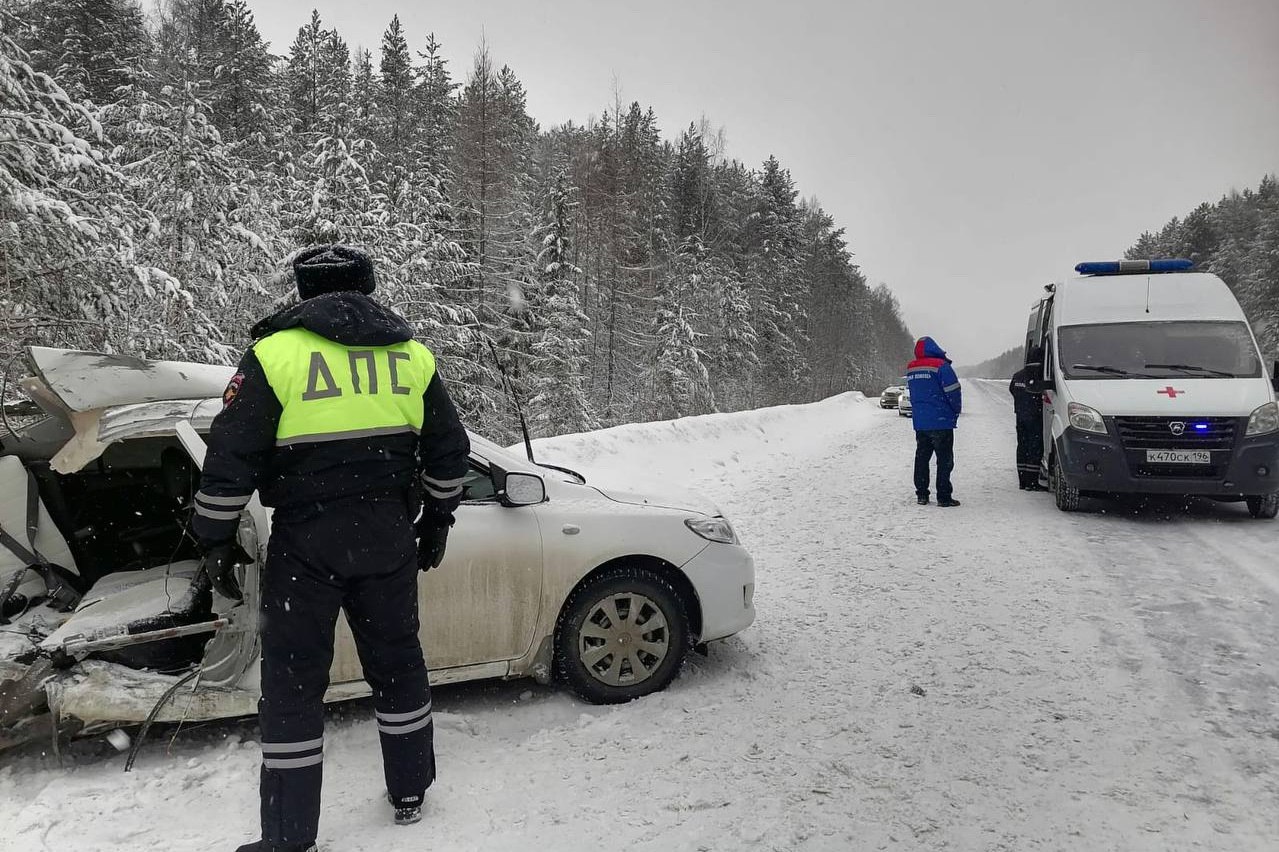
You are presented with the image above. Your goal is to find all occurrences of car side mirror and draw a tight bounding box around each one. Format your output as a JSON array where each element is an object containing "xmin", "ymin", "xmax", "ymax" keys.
[
  {"xmin": 500, "ymin": 471, "xmax": 546, "ymax": 507},
  {"xmin": 1272, "ymin": 360, "xmax": 1279, "ymax": 394}
]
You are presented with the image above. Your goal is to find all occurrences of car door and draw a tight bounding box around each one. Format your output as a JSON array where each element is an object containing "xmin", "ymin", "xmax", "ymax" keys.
[
  {"xmin": 328, "ymin": 454, "xmax": 545, "ymax": 681},
  {"xmin": 420, "ymin": 457, "xmax": 545, "ymax": 668}
]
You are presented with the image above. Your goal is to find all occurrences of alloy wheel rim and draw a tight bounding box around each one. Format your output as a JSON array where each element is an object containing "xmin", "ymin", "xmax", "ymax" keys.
[{"xmin": 578, "ymin": 592, "xmax": 670, "ymax": 687}]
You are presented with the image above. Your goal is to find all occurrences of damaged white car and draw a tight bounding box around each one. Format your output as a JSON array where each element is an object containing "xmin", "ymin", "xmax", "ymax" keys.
[{"xmin": 0, "ymin": 348, "xmax": 755, "ymax": 751}]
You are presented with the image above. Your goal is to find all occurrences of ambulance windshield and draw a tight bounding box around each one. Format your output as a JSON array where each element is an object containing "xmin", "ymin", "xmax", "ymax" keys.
[{"xmin": 1059, "ymin": 321, "xmax": 1262, "ymax": 380}]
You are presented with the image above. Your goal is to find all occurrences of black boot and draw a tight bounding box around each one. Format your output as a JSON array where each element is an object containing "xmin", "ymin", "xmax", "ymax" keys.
[
  {"xmin": 389, "ymin": 792, "xmax": 424, "ymax": 826},
  {"xmin": 938, "ymin": 498, "xmax": 962, "ymax": 508},
  {"xmin": 916, "ymin": 495, "xmax": 929, "ymax": 506},
  {"xmin": 234, "ymin": 842, "xmax": 316, "ymax": 852}
]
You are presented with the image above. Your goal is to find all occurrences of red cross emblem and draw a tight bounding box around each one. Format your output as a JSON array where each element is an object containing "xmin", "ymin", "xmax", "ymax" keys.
[{"xmin": 1157, "ymin": 386, "xmax": 1184, "ymax": 399}]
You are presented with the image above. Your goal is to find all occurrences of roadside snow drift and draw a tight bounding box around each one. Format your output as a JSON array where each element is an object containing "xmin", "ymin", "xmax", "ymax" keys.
[{"xmin": 3, "ymin": 385, "xmax": 1279, "ymax": 851}]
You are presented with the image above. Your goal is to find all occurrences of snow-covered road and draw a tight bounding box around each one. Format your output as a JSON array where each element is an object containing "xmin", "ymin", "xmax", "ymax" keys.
[{"xmin": 3, "ymin": 384, "xmax": 1278, "ymax": 851}]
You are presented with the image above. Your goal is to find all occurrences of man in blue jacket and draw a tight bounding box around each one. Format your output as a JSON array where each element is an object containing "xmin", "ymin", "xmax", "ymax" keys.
[{"xmin": 907, "ymin": 337, "xmax": 962, "ymax": 507}]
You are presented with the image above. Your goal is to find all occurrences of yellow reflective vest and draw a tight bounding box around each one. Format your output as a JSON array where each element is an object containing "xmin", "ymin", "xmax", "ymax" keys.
[{"xmin": 253, "ymin": 328, "xmax": 436, "ymax": 446}]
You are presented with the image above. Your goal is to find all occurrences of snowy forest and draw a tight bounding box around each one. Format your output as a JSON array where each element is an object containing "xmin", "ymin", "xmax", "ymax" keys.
[
  {"xmin": 1127, "ymin": 174, "xmax": 1279, "ymax": 360},
  {"xmin": 963, "ymin": 345, "xmax": 1022, "ymax": 380},
  {"xmin": 0, "ymin": 0, "xmax": 914, "ymax": 439}
]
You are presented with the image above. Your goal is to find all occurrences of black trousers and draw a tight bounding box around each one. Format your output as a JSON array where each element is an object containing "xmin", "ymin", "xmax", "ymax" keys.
[
  {"xmin": 914, "ymin": 429, "xmax": 955, "ymax": 501},
  {"xmin": 1015, "ymin": 416, "xmax": 1044, "ymax": 488},
  {"xmin": 257, "ymin": 497, "xmax": 434, "ymax": 845}
]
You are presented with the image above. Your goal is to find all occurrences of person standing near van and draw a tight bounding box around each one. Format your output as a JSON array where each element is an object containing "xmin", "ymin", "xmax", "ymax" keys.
[
  {"xmin": 192, "ymin": 245, "xmax": 471, "ymax": 852},
  {"xmin": 907, "ymin": 337, "xmax": 962, "ymax": 507},
  {"xmin": 1009, "ymin": 350, "xmax": 1047, "ymax": 491}
]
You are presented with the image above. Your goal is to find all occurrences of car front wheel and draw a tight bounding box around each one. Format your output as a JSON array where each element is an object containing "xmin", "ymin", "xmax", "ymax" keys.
[
  {"xmin": 1246, "ymin": 494, "xmax": 1279, "ymax": 519},
  {"xmin": 555, "ymin": 566, "xmax": 691, "ymax": 704},
  {"xmin": 1051, "ymin": 455, "xmax": 1082, "ymax": 512}
]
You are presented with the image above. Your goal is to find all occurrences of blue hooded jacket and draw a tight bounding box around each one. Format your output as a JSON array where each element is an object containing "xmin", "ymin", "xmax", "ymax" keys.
[{"xmin": 906, "ymin": 337, "xmax": 962, "ymax": 431}]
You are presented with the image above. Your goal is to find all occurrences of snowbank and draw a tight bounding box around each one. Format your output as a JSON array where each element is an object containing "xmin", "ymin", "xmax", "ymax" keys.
[{"xmin": 527, "ymin": 392, "xmax": 872, "ymax": 504}]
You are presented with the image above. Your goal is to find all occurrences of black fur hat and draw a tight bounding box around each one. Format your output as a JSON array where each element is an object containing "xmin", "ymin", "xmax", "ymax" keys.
[{"xmin": 293, "ymin": 244, "xmax": 376, "ymax": 300}]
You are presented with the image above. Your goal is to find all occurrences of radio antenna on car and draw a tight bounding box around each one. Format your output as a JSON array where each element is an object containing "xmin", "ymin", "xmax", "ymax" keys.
[{"xmin": 485, "ymin": 337, "xmax": 536, "ymax": 463}]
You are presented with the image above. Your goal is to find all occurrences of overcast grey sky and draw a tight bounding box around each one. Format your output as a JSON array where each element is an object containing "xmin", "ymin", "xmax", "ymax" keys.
[{"xmin": 249, "ymin": 0, "xmax": 1279, "ymax": 363}]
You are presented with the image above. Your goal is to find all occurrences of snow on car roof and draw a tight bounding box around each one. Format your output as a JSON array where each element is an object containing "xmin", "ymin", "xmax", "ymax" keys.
[{"xmin": 1055, "ymin": 272, "xmax": 1248, "ymax": 327}]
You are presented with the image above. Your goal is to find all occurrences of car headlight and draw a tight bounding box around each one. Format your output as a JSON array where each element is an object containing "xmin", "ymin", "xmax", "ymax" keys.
[
  {"xmin": 1246, "ymin": 402, "xmax": 1279, "ymax": 436},
  {"xmin": 1067, "ymin": 402, "xmax": 1107, "ymax": 434},
  {"xmin": 685, "ymin": 517, "xmax": 738, "ymax": 544}
]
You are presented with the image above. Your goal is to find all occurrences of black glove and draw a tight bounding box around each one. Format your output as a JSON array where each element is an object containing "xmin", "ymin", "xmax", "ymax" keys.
[
  {"xmin": 415, "ymin": 516, "xmax": 452, "ymax": 573},
  {"xmin": 202, "ymin": 542, "xmax": 250, "ymax": 602}
]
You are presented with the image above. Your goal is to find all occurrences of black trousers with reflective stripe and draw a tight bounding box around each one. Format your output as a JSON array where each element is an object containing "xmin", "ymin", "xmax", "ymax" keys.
[
  {"xmin": 258, "ymin": 497, "xmax": 434, "ymax": 844},
  {"xmin": 1015, "ymin": 416, "xmax": 1043, "ymax": 488}
]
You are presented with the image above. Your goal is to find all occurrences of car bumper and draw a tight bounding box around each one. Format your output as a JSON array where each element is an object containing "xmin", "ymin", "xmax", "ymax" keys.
[
  {"xmin": 680, "ymin": 543, "xmax": 755, "ymax": 642},
  {"xmin": 1057, "ymin": 427, "xmax": 1279, "ymax": 496}
]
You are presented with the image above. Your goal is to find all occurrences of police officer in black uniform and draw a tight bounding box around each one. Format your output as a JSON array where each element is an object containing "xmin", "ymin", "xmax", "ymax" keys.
[
  {"xmin": 192, "ymin": 245, "xmax": 470, "ymax": 852},
  {"xmin": 1009, "ymin": 349, "xmax": 1046, "ymax": 491}
]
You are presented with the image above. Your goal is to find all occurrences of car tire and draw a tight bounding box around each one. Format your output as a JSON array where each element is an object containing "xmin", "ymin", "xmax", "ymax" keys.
[
  {"xmin": 554, "ymin": 566, "xmax": 691, "ymax": 705},
  {"xmin": 1246, "ymin": 494, "xmax": 1279, "ymax": 519},
  {"xmin": 1051, "ymin": 455, "xmax": 1081, "ymax": 512}
]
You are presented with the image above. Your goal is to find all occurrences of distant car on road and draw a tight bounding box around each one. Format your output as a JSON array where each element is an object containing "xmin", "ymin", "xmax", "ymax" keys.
[
  {"xmin": 880, "ymin": 386, "xmax": 903, "ymax": 409},
  {"xmin": 898, "ymin": 387, "xmax": 913, "ymax": 418}
]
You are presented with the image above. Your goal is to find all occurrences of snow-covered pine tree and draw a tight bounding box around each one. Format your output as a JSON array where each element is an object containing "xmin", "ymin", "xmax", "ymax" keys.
[
  {"xmin": 12, "ymin": 0, "xmax": 147, "ymax": 107},
  {"xmin": 668, "ymin": 123, "xmax": 712, "ymax": 243},
  {"xmin": 350, "ymin": 47, "xmax": 378, "ymax": 144},
  {"xmin": 747, "ymin": 155, "xmax": 808, "ymax": 406},
  {"xmin": 453, "ymin": 46, "xmax": 540, "ymax": 427},
  {"xmin": 145, "ymin": 0, "xmax": 284, "ymax": 340},
  {"xmin": 316, "ymin": 31, "xmax": 353, "ymax": 138},
  {"xmin": 100, "ymin": 65, "xmax": 271, "ymax": 363},
  {"xmin": 415, "ymin": 33, "xmax": 457, "ymax": 183},
  {"xmin": 647, "ymin": 235, "xmax": 715, "ymax": 419},
  {"xmin": 1241, "ymin": 187, "xmax": 1279, "ymax": 355},
  {"xmin": 0, "ymin": 9, "xmax": 142, "ymax": 362},
  {"xmin": 375, "ymin": 16, "xmax": 413, "ymax": 175},
  {"xmin": 152, "ymin": 0, "xmax": 276, "ymax": 147},
  {"xmin": 455, "ymin": 46, "xmax": 534, "ymax": 312},
  {"xmin": 284, "ymin": 10, "xmax": 328, "ymax": 135},
  {"xmin": 524, "ymin": 170, "xmax": 597, "ymax": 435},
  {"xmin": 712, "ymin": 266, "xmax": 758, "ymax": 405},
  {"xmin": 644, "ymin": 232, "xmax": 716, "ymax": 417}
]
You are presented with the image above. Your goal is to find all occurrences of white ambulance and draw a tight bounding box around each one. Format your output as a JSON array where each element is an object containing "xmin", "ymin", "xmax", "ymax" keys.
[{"xmin": 1025, "ymin": 259, "xmax": 1279, "ymax": 517}]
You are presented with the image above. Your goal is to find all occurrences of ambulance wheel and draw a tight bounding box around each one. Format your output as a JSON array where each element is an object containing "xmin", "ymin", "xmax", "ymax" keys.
[
  {"xmin": 1051, "ymin": 456, "xmax": 1081, "ymax": 512},
  {"xmin": 555, "ymin": 566, "xmax": 690, "ymax": 705},
  {"xmin": 1246, "ymin": 494, "xmax": 1278, "ymax": 519}
]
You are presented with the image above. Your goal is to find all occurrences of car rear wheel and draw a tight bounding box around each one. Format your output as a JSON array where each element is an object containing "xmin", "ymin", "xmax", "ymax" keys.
[
  {"xmin": 555, "ymin": 566, "xmax": 690, "ymax": 705},
  {"xmin": 1246, "ymin": 494, "xmax": 1279, "ymax": 519},
  {"xmin": 1051, "ymin": 455, "xmax": 1081, "ymax": 512}
]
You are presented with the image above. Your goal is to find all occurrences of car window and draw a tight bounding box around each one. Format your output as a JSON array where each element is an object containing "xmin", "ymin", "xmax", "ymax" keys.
[{"xmin": 462, "ymin": 459, "xmax": 497, "ymax": 502}]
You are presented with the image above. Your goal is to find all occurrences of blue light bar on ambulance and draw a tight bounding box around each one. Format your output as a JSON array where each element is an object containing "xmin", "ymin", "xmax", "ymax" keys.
[{"xmin": 1074, "ymin": 259, "xmax": 1195, "ymax": 275}]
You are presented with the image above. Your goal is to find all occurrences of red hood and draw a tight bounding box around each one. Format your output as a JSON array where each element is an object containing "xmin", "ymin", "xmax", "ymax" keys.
[{"xmin": 910, "ymin": 336, "xmax": 950, "ymax": 368}]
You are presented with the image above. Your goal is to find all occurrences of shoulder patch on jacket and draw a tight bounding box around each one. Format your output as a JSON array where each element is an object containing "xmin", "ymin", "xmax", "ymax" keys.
[{"xmin": 222, "ymin": 372, "xmax": 245, "ymax": 409}]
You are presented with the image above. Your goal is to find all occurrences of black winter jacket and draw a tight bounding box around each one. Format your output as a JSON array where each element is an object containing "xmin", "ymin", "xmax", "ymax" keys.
[
  {"xmin": 192, "ymin": 292, "xmax": 470, "ymax": 545},
  {"xmin": 1009, "ymin": 364, "xmax": 1043, "ymax": 423}
]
